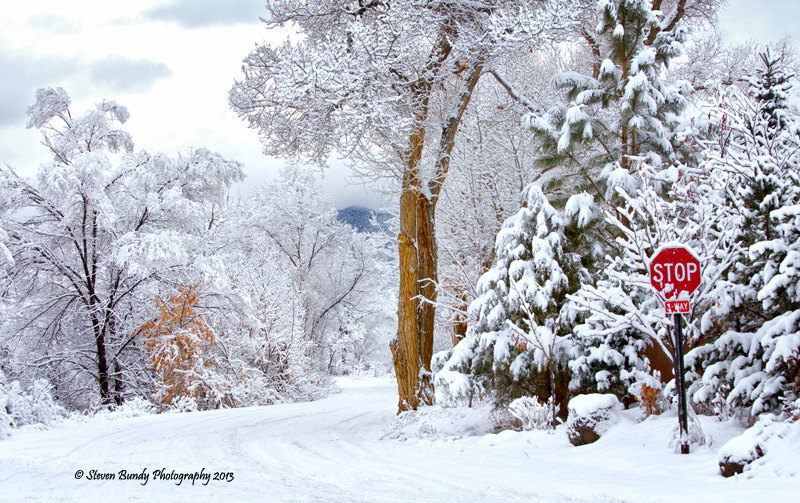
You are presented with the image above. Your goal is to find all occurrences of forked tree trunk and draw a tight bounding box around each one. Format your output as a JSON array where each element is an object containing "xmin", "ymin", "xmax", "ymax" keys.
[{"xmin": 391, "ymin": 54, "xmax": 485, "ymax": 412}]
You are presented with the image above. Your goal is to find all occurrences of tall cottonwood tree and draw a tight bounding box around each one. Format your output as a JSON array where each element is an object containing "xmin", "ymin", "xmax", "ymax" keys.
[{"xmin": 230, "ymin": 0, "xmax": 581, "ymax": 411}]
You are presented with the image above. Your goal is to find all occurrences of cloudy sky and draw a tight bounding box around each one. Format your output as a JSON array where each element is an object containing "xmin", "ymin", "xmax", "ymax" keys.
[
  {"xmin": 0, "ymin": 0, "xmax": 387, "ymax": 209},
  {"xmin": 1, "ymin": 0, "xmax": 798, "ymax": 209}
]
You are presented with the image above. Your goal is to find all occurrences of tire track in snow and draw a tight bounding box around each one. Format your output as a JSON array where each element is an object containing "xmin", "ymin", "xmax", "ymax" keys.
[{"xmin": 1, "ymin": 379, "xmax": 621, "ymax": 502}]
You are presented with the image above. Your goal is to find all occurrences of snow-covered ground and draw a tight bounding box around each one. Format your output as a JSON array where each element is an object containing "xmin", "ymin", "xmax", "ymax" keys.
[{"xmin": 1, "ymin": 378, "xmax": 796, "ymax": 502}]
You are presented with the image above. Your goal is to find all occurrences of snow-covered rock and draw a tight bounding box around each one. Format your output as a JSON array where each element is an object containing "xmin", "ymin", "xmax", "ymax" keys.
[
  {"xmin": 718, "ymin": 432, "xmax": 764, "ymax": 477},
  {"xmin": 718, "ymin": 416, "xmax": 800, "ymax": 477},
  {"xmin": 566, "ymin": 394, "xmax": 622, "ymax": 446}
]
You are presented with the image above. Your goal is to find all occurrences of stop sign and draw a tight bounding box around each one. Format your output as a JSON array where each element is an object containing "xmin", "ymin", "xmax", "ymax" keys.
[{"xmin": 649, "ymin": 244, "xmax": 701, "ymax": 299}]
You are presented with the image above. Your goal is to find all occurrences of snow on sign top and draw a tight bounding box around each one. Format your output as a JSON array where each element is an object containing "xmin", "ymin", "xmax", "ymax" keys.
[{"xmin": 648, "ymin": 243, "xmax": 701, "ymax": 299}]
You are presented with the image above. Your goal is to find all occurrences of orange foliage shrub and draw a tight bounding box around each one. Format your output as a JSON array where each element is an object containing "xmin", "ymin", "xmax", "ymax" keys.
[
  {"xmin": 640, "ymin": 383, "xmax": 665, "ymax": 417},
  {"xmin": 139, "ymin": 285, "xmax": 215, "ymax": 406}
]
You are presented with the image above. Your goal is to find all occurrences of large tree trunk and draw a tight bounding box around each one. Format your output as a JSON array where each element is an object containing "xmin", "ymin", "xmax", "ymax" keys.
[
  {"xmin": 392, "ymin": 186, "xmax": 437, "ymax": 411},
  {"xmin": 391, "ymin": 55, "xmax": 484, "ymax": 412},
  {"xmin": 391, "ymin": 99, "xmax": 435, "ymax": 410}
]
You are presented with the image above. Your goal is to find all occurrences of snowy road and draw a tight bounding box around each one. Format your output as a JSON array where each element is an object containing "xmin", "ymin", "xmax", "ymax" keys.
[{"xmin": 1, "ymin": 378, "xmax": 796, "ymax": 502}]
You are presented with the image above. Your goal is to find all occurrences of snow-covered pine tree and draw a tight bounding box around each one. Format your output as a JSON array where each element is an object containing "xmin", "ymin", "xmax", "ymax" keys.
[
  {"xmin": 751, "ymin": 49, "xmax": 794, "ymax": 135},
  {"xmin": 740, "ymin": 51, "xmax": 798, "ymax": 316},
  {"xmin": 436, "ymin": 186, "xmax": 592, "ymax": 421},
  {"xmin": 526, "ymin": 0, "xmax": 694, "ymax": 194},
  {"xmin": 686, "ymin": 53, "xmax": 800, "ymax": 420},
  {"xmin": 433, "ymin": 43, "xmax": 592, "ymax": 349}
]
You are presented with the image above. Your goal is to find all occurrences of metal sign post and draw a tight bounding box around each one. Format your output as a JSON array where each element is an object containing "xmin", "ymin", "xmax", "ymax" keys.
[
  {"xmin": 673, "ymin": 313, "xmax": 690, "ymax": 454},
  {"xmin": 649, "ymin": 244, "xmax": 701, "ymax": 455}
]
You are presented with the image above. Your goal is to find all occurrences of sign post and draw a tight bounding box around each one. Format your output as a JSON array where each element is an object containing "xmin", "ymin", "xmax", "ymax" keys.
[{"xmin": 649, "ymin": 244, "xmax": 701, "ymax": 455}]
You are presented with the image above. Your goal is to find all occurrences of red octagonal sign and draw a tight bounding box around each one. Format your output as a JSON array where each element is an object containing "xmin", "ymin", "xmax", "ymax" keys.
[{"xmin": 649, "ymin": 244, "xmax": 701, "ymax": 299}]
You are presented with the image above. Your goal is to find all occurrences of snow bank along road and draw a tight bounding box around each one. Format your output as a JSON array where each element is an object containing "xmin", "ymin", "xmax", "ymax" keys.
[{"xmin": 0, "ymin": 378, "xmax": 796, "ymax": 502}]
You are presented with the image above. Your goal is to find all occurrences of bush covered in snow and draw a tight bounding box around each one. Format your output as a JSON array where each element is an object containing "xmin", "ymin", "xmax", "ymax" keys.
[
  {"xmin": 82, "ymin": 396, "xmax": 158, "ymax": 422},
  {"xmin": 382, "ymin": 402, "xmax": 496, "ymax": 441},
  {"xmin": 0, "ymin": 371, "xmax": 66, "ymax": 438},
  {"xmin": 507, "ymin": 396, "xmax": 560, "ymax": 431}
]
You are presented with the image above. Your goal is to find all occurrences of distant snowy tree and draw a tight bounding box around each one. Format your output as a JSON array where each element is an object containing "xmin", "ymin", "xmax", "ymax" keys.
[
  {"xmin": 434, "ymin": 101, "xmax": 534, "ymax": 348},
  {"xmin": 243, "ymin": 166, "xmax": 394, "ymax": 375},
  {"xmin": 0, "ymin": 227, "xmax": 11, "ymax": 271},
  {"xmin": 0, "ymin": 88, "xmax": 243, "ymax": 407},
  {"xmin": 669, "ymin": 32, "xmax": 758, "ymax": 93},
  {"xmin": 0, "ymin": 224, "xmax": 11, "ymax": 334},
  {"xmin": 750, "ymin": 49, "xmax": 795, "ymax": 134},
  {"xmin": 141, "ymin": 166, "xmax": 399, "ymax": 410}
]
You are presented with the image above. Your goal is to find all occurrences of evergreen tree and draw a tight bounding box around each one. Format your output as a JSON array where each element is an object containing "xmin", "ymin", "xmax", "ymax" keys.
[
  {"xmin": 751, "ymin": 49, "xmax": 794, "ymax": 135},
  {"xmin": 739, "ymin": 51, "xmax": 799, "ymax": 315},
  {"xmin": 526, "ymin": 0, "xmax": 693, "ymax": 194},
  {"xmin": 686, "ymin": 54, "xmax": 800, "ymax": 420},
  {"xmin": 436, "ymin": 186, "xmax": 591, "ymax": 420}
]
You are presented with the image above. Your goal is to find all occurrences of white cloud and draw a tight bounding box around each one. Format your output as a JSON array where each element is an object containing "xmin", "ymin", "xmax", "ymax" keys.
[
  {"xmin": 88, "ymin": 57, "xmax": 172, "ymax": 93},
  {"xmin": 144, "ymin": 0, "xmax": 266, "ymax": 28},
  {"xmin": 9, "ymin": 1, "xmax": 789, "ymax": 213},
  {"xmin": 718, "ymin": 0, "xmax": 800, "ymax": 45}
]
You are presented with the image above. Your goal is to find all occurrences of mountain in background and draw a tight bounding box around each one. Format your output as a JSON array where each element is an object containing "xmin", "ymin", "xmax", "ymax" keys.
[{"xmin": 337, "ymin": 206, "xmax": 392, "ymax": 233}]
